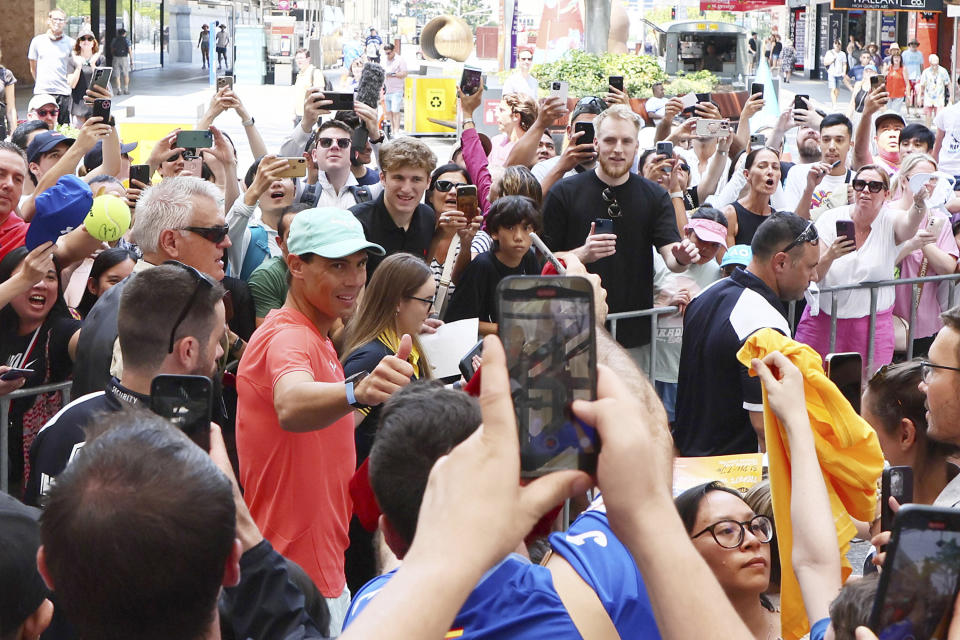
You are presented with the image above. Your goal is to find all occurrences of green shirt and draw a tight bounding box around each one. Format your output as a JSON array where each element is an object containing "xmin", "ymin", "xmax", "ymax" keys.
[{"xmin": 249, "ymin": 256, "xmax": 288, "ymax": 320}]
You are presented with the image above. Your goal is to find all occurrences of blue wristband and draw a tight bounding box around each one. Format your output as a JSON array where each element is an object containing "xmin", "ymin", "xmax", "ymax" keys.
[{"xmin": 345, "ymin": 381, "xmax": 357, "ymax": 406}]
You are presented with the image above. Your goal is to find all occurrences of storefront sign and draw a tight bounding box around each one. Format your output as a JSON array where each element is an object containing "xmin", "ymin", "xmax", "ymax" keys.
[
  {"xmin": 700, "ymin": 0, "xmax": 782, "ymax": 9},
  {"xmin": 792, "ymin": 8, "xmax": 806, "ymax": 69},
  {"xmin": 832, "ymin": 0, "xmax": 942, "ymax": 11}
]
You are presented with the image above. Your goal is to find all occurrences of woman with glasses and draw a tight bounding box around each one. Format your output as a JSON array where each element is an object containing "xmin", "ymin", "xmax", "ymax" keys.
[
  {"xmin": 424, "ymin": 163, "xmax": 479, "ymax": 290},
  {"xmin": 722, "ymin": 147, "xmax": 782, "ymax": 247},
  {"xmin": 890, "ymin": 154, "xmax": 959, "ymax": 358},
  {"xmin": 340, "ymin": 253, "xmax": 433, "ymax": 590},
  {"xmin": 795, "ymin": 165, "xmax": 928, "ymax": 372},
  {"xmin": 69, "ymin": 30, "xmax": 105, "ymax": 128}
]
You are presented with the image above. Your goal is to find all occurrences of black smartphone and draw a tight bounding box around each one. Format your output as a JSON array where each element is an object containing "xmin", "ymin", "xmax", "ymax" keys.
[
  {"xmin": 656, "ymin": 141, "xmax": 673, "ymax": 157},
  {"xmin": 881, "ymin": 466, "xmax": 914, "ymax": 533},
  {"xmin": 826, "ymin": 351, "xmax": 862, "ymax": 414},
  {"xmin": 216, "ymin": 75, "xmax": 234, "ymax": 90},
  {"xmin": 326, "ymin": 92, "xmax": 355, "ymax": 111},
  {"xmin": 456, "ymin": 184, "xmax": 478, "ymax": 221},
  {"xmin": 751, "ymin": 82, "xmax": 764, "ymax": 97},
  {"xmin": 609, "ymin": 75, "xmax": 624, "ymax": 92},
  {"xmin": 594, "ymin": 218, "xmax": 615, "ymax": 235},
  {"xmin": 91, "ymin": 66, "xmax": 112, "ymax": 91},
  {"xmin": 836, "ymin": 220, "xmax": 856, "ymax": 242},
  {"xmin": 497, "ymin": 275, "xmax": 599, "ymax": 476},
  {"xmin": 175, "ymin": 130, "xmax": 214, "ymax": 150},
  {"xmin": 92, "ymin": 98, "xmax": 111, "ymax": 122},
  {"xmin": 870, "ymin": 74, "xmax": 881, "ymax": 89},
  {"xmin": 460, "ymin": 66, "xmax": 482, "ymax": 96},
  {"xmin": 458, "ymin": 340, "xmax": 484, "ymax": 382},
  {"xmin": 954, "ymin": 176, "xmax": 960, "ymax": 191},
  {"xmin": 794, "ymin": 94, "xmax": 809, "ymax": 111},
  {"xmin": 129, "ymin": 164, "xmax": 151, "ymax": 186},
  {"xmin": 869, "ymin": 505, "xmax": 960, "ymax": 638},
  {"xmin": 695, "ymin": 92, "xmax": 711, "ymax": 103},
  {"xmin": 150, "ymin": 374, "xmax": 213, "ymax": 452},
  {"xmin": 0, "ymin": 367, "xmax": 34, "ymax": 381},
  {"xmin": 574, "ymin": 121, "xmax": 594, "ymax": 146}
]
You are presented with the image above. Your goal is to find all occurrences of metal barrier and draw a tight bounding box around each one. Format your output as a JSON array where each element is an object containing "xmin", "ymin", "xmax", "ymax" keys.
[
  {"xmin": 1, "ymin": 381, "xmax": 72, "ymax": 494},
  {"xmin": 607, "ymin": 305, "xmax": 679, "ymax": 380}
]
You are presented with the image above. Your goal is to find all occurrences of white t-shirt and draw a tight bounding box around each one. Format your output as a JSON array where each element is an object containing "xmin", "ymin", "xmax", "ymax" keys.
[
  {"xmin": 28, "ymin": 33, "xmax": 76, "ymax": 95},
  {"xmin": 825, "ymin": 50, "xmax": 846, "ymax": 78},
  {"xmin": 502, "ymin": 72, "xmax": 538, "ymax": 100},
  {"xmin": 782, "ymin": 164, "xmax": 851, "ymax": 220},
  {"xmin": 934, "ymin": 103, "xmax": 960, "ymax": 175},
  {"xmin": 811, "ymin": 205, "xmax": 905, "ymax": 318},
  {"xmin": 645, "ymin": 97, "xmax": 668, "ymax": 120}
]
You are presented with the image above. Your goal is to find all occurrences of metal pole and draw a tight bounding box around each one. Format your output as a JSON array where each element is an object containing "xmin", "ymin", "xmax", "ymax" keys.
[
  {"xmin": 830, "ymin": 301, "xmax": 838, "ymax": 354},
  {"xmin": 610, "ymin": 317, "xmax": 618, "ymax": 342},
  {"xmin": 788, "ymin": 300, "xmax": 796, "ymax": 331},
  {"xmin": 867, "ymin": 286, "xmax": 878, "ymax": 376},
  {"xmin": 951, "ymin": 280, "xmax": 958, "ymax": 310},
  {"xmin": 649, "ymin": 312, "xmax": 659, "ymax": 381},
  {"xmin": 907, "ymin": 283, "xmax": 919, "ymax": 360},
  {"xmin": 1, "ymin": 397, "xmax": 8, "ymax": 494}
]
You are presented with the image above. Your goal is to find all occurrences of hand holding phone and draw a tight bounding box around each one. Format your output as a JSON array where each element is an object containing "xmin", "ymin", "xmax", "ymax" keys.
[
  {"xmin": 574, "ymin": 121, "xmax": 595, "ymax": 146},
  {"xmin": 150, "ymin": 374, "xmax": 213, "ymax": 452},
  {"xmin": 881, "ymin": 466, "xmax": 913, "ymax": 533},
  {"xmin": 751, "ymin": 82, "xmax": 764, "ymax": 98},
  {"xmin": 92, "ymin": 98, "xmax": 111, "ymax": 123},
  {"xmin": 460, "ymin": 67, "xmax": 483, "ymax": 96},
  {"xmin": 129, "ymin": 164, "xmax": 152, "ymax": 186},
  {"xmin": 656, "ymin": 141, "xmax": 673, "ymax": 157},
  {"xmin": 277, "ymin": 157, "xmax": 307, "ymax": 178},
  {"xmin": 826, "ymin": 351, "xmax": 862, "ymax": 414},
  {"xmin": 456, "ymin": 185, "xmax": 478, "ymax": 221},
  {"xmin": 175, "ymin": 130, "xmax": 214, "ymax": 150},
  {"xmin": 609, "ymin": 76, "xmax": 624, "ymax": 92},
  {"xmin": 0, "ymin": 367, "xmax": 34, "ymax": 381}
]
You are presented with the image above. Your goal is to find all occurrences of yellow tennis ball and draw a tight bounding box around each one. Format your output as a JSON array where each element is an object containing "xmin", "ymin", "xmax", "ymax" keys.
[{"xmin": 84, "ymin": 194, "xmax": 131, "ymax": 242}]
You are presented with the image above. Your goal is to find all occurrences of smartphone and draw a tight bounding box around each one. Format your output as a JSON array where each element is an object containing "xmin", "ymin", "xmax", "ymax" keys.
[
  {"xmin": 458, "ymin": 340, "xmax": 484, "ymax": 382},
  {"xmin": 875, "ymin": 74, "xmax": 887, "ymax": 88},
  {"xmin": 695, "ymin": 92, "xmax": 711, "ymax": 103},
  {"xmin": 954, "ymin": 175, "xmax": 960, "ymax": 191},
  {"xmin": 277, "ymin": 156, "xmax": 307, "ymax": 178},
  {"xmin": 150, "ymin": 374, "xmax": 213, "ymax": 452},
  {"xmin": 326, "ymin": 92, "xmax": 355, "ymax": 111},
  {"xmin": 929, "ymin": 215, "xmax": 945, "ymax": 237},
  {"xmin": 129, "ymin": 164, "xmax": 151, "ymax": 186},
  {"xmin": 695, "ymin": 119, "xmax": 730, "ymax": 138},
  {"xmin": 175, "ymin": 130, "xmax": 214, "ymax": 150},
  {"xmin": 794, "ymin": 94, "xmax": 809, "ymax": 111},
  {"xmin": 751, "ymin": 82, "xmax": 764, "ymax": 97},
  {"xmin": 0, "ymin": 367, "xmax": 34, "ymax": 381},
  {"xmin": 836, "ymin": 220, "xmax": 856, "ymax": 242},
  {"xmin": 826, "ymin": 351, "xmax": 862, "ymax": 414},
  {"xmin": 216, "ymin": 75, "xmax": 234, "ymax": 91},
  {"xmin": 497, "ymin": 275, "xmax": 599, "ymax": 476},
  {"xmin": 456, "ymin": 185, "xmax": 478, "ymax": 221},
  {"xmin": 868, "ymin": 505, "xmax": 960, "ymax": 638},
  {"xmin": 609, "ymin": 75, "xmax": 624, "ymax": 92},
  {"xmin": 91, "ymin": 66, "xmax": 112, "ymax": 91},
  {"xmin": 749, "ymin": 133, "xmax": 766, "ymax": 147},
  {"xmin": 460, "ymin": 66, "xmax": 482, "ymax": 96},
  {"xmin": 881, "ymin": 466, "xmax": 914, "ymax": 533},
  {"xmin": 594, "ymin": 218, "xmax": 615, "ymax": 235},
  {"xmin": 92, "ymin": 98, "xmax": 111, "ymax": 122},
  {"xmin": 656, "ymin": 141, "xmax": 674, "ymax": 157},
  {"xmin": 574, "ymin": 121, "xmax": 594, "ymax": 146},
  {"xmin": 870, "ymin": 74, "xmax": 882, "ymax": 89},
  {"xmin": 550, "ymin": 80, "xmax": 569, "ymax": 103}
]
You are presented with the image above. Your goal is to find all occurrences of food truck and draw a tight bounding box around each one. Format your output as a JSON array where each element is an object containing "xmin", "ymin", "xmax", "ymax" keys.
[{"xmin": 658, "ymin": 21, "xmax": 748, "ymax": 81}]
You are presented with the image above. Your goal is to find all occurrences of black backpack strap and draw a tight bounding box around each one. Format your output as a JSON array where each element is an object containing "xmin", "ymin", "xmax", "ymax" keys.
[{"xmin": 347, "ymin": 185, "xmax": 372, "ymax": 203}]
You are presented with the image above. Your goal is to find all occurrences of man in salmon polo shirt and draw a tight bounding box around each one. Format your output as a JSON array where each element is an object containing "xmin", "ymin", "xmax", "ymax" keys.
[{"xmin": 236, "ymin": 206, "xmax": 416, "ymax": 636}]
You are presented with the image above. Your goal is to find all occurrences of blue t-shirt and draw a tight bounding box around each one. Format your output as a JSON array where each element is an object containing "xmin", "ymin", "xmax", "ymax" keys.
[
  {"xmin": 810, "ymin": 616, "xmax": 830, "ymax": 640},
  {"xmin": 902, "ymin": 50, "xmax": 924, "ymax": 80}
]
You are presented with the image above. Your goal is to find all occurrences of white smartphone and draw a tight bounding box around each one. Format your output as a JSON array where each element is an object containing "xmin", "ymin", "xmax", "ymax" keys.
[{"xmin": 550, "ymin": 81, "xmax": 569, "ymax": 103}]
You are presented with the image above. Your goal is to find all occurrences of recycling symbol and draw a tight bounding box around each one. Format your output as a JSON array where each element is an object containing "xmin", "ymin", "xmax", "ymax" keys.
[
  {"xmin": 426, "ymin": 88, "xmax": 445, "ymax": 111},
  {"xmin": 430, "ymin": 95, "xmax": 442, "ymax": 108}
]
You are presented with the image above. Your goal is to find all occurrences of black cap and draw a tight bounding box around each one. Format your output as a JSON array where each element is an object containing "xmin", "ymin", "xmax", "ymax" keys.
[
  {"xmin": 570, "ymin": 96, "xmax": 608, "ymax": 123},
  {"xmin": 0, "ymin": 494, "xmax": 48, "ymax": 636},
  {"xmin": 83, "ymin": 140, "xmax": 138, "ymax": 171}
]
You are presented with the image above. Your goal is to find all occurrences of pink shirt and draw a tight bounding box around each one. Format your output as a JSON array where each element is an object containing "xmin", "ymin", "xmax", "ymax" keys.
[
  {"xmin": 487, "ymin": 133, "xmax": 516, "ymax": 171},
  {"xmin": 893, "ymin": 213, "xmax": 960, "ymax": 339}
]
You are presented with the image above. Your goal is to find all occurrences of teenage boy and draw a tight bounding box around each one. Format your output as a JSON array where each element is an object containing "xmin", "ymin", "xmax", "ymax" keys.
[
  {"xmin": 783, "ymin": 113, "xmax": 854, "ymax": 220},
  {"xmin": 445, "ymin": 196, "xmax": 540, "ymax": 335},
  {"xmin": 900, "ymin": 123, "xmax": 935, "ymax": 158}
]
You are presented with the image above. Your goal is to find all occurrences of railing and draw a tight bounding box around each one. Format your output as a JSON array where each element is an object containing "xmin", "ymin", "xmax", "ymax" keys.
[
  {"xmin": 1, "ymin": 381, "xmax": 72, "ymax": 494},
  {"xmin": 608, "ymin": 305, "xmax": 679, "ymax": 380}
]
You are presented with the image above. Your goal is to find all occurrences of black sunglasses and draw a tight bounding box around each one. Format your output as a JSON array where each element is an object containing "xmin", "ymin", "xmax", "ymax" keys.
[
  {"xmin": 601, "ymin": 187, "xmax": 621, "ymax": 218},
  {"xmin": 179, "ymin": 225, "xmax": 230, "ymax": 244},
  {"xmin": 79, "ymin": 36, "xmax": 95, "ymax": 41},
  {"xmin": 852, "ymin": 179, "xmax": 886, "ymax": 193},
  {"xmin": 781, "ymin": 220, "xmax": 819, "ymax": 253},
  {"xmin": 317, "ymin": 137, "xmax": 351, "ymax": 149},
  {"xmin": 166, "ymin": 151, "xmax": 187, "ymax": 162},
  {"xmin": 434, "ymin": 179, "xmax": 466, "ymax": 193},
  {"xmin": 163, "ymin": 261, "xmax": 217, "ymax": 353}
]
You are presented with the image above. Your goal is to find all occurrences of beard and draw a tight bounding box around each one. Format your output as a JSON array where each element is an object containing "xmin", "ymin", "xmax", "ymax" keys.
[
  {"xmin": 798, "ymin": 140, "xmax": 822, "ymax": 163},
  {"xmin": 598, "ymin": 155, "xmax": 630, "ymax": 180}
]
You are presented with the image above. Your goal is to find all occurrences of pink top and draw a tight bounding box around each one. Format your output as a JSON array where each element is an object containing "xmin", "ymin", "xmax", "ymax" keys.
[
  {"xmin": 460, "ymin": 127, "xmax": 493, "ymax": 217},
  {"xmin": 487, "ymin": 133, "xmax": 516, "ymax": 171},
  {"xmin": 892, "ymin": 212, "xmax": 960, "ymax": 339}
]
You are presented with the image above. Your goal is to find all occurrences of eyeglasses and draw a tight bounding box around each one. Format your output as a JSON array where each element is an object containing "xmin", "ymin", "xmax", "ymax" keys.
[
  {"xmin": 317, "ymin": 137, "xmax": 351, "ymax": 149},
  {"xmin": 166, "ymin": 151, "xmax": 187, "ymax": 162},
  {"xmin": 691, "ymin": 515, "xmax": 774, "ymax": 549},
  {"xmin": 852, "ymin": 179, "xmax": 886, "ymax": 193},
  {"xmin": 79, "ymin": 36, "xmax": 95, "ymax": 41},
  {"xmin": 920, "ymin": 360, "xmax": 960, "ymax": 383},
  {"xmin": 35, "ymin": 108, "xmax": 60, "ymax": 117},
  {"xmin": 407, "ymin": 295, "xmax": 435, "ymax": 306},
  {"xmin": 601, "ymin": 187, "xmax": 621, "ymax": 218},
  {"xmin": 179, "ymin": 225, "xmax": 230, "ymax": 244},
  {"xmin": 163, "ymin": 261, "xmax": 217, "ymax": 353},
  {"xmin": 780, "ymin": 220, "xmax": 819, "ymax": 253},
  {"xmin": 434, "ymin": 180, "xmax": 466, "ymax": 193}
]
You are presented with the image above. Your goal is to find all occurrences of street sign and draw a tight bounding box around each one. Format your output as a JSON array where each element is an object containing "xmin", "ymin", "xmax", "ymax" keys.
[{"xmin": 831, "ymin": 0, "xmax": 942, "ymax": 11}]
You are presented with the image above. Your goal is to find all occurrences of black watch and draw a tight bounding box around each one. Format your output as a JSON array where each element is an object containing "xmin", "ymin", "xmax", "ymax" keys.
[
  {"xmin": 369, "ymin": 132, "xmax": 385, "ymax": 145},
  {"xmin": 344, "ymin": 370, "xmax": 369, "ymax": 409}
]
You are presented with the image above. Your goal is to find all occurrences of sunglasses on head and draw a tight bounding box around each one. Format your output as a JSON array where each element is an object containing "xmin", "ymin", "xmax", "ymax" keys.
[
  {"xmin": 434, "ymin": 179, "xmax": 466, "ymax": 193},
  {"xmin": 781, "ymin": 220, "xmax": 819, "ymax": 253},
  {"xmin": 852, "ymin": 179, "xmax": 886, "ymax": 193},
  {"xmin": 36, "ymin": 108, "xmax": 59, "ymax": 117},
  {"xmin": 178, "ymin": 224, "xmax": 230, "ymax": 244},
  {"xmin": 601, "ymin": 187, "xmax": 621, "ymax": 218},
  {"xmin": 162, "ymin": 261, "xmax": 218, "ymax": 353},
  {"xmin": 317, "ymin": 137, "xmax": 351, "ymax": 149}
]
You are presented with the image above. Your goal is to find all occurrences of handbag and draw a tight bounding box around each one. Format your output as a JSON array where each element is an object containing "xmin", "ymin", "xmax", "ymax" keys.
[{"xmin": 893, "ymin": 257, "xmax": 928, "ymax": 352}]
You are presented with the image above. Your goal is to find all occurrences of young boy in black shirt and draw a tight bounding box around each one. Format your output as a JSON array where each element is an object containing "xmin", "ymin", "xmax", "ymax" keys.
[{"xmin": 446, "ymin": 195, "xmax": 540, "ymax": 334}]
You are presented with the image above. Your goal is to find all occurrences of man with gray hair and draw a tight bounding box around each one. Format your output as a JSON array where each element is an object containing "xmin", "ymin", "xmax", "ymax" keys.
[
  {"xmin": 72, "ymin": 176, "xmax": 232, "ymax": 396},
  {"xmin": 542, "ymin": 104, "xmax": 698, "ymax": 366}
]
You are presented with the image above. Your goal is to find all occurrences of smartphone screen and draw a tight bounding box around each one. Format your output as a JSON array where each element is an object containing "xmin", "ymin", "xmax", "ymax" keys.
[
  {"xmin": 881, "ymin": 466, "xmax": 914, "ymax": 533},
  {"xmin": 871, "ymin": 75, "xmax": 881, "ymax": 89},
  {"xmin": 609, "ymin": 76, "xmax": 624, "ymax": 92},
  {"xmin": 456, "ymin": 185, "xmax": 478, "ymax": 221},
  {"xmin": 869, "ymin": 505, "xmax": 960, "ymax": 638},
  {"xmin": 175, "ymin": 130, "xmax": 214, "ymax": 149},
  {"xmin": 574, "ymin": 121, "xmax": 594, "ymax": 146},
  {"xmin": 129, "ymin": 164, "xmax": 151, "ymax": 186},
  {"xmin": 751, "ymin": 82, "xmax": 764, "ymax": 97},
  {"xmin": 150, "ymin": 374, "xmax": 213, "ymax": 451},
  {"xmin": 794, "ymin": 94, "xmax": 809, "ymax": 111},
  {"xmin": 497, "ymin": 276, "xmax": 598, "ymax": 476},
  {"xmin": 826, "ymin": 352, "xmax": 862, "ymax": 414},
  {"xmin": 460, "ymin": 67, "xmax": 482, "ymax": 95}
]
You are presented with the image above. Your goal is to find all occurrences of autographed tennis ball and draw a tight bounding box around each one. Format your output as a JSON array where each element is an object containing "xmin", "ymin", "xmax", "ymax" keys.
[{"xmin": 84, "ymin": 194, "xmax": 131, "ymax": 242}]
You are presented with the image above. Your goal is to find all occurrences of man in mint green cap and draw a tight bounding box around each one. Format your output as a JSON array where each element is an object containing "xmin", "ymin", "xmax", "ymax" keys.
[{"xmin": 236, "ymin": 206, "xmax": 416, "ymax": 635}]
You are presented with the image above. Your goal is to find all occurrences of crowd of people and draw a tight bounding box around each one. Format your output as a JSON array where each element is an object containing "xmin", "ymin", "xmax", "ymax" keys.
[{"xmin": 8, "ymin": 11, "xmax": 960, "ymax": 640}]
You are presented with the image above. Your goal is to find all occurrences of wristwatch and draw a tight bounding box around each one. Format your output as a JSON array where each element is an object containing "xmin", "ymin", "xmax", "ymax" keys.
[
  {"xmin": 369, "ymin": 132, "xmax": 385, "ymax": 144},
  {"xmin": 241, "ymin": 117, "xmax": 255, "ymax": 127},
  {"xmin": 344, "ymin": 370, "xmax": 370, "ymax": 409}
]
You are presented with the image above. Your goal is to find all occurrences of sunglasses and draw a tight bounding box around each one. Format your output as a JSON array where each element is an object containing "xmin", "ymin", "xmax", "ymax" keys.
[
  {"xmin": 162, "ymin": 261, "xmax": 217, "ymax": 353},
  {"xmin": 317, "ymin": 137, "xmax": 351, "ymax": 149},
  {"xmin": 601, "ymin": 187, "xmax": 621, "ymax": 218},
  {"xmin": 166, "ymin": 151, "xmax": 187, "ymax": 162},
  {"xmin": 79, "ymin": 36, "xmax": 95, "ymax": 41},
  {"xmin": 35, "ymin": 108, "xmax": 59, "ymax": 117},
  {"xmin": 434, "ymin": 179, "xmax": 466, "ymax": 193},
  {"xmin": 179, "ymin": 224, "xmax": 230, "ymax": 244},
  {"xmin": 781, "ymin": 220, "xmax": 819, "ymax": 253},
  {"xmin": 852, "ymin": 179, "xmax": 886, "ymax": 193}
]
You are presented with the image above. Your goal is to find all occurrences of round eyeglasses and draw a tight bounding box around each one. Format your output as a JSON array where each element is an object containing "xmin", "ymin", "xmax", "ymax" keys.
[{"xmin": 691, "ymin": 515, "xmax": 774, "ymax": 549}]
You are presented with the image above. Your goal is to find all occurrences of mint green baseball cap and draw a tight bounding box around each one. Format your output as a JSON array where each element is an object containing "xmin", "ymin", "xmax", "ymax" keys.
[{"xmin": 286, "ymin": 207, "xmax": 385, "ymax": 258}]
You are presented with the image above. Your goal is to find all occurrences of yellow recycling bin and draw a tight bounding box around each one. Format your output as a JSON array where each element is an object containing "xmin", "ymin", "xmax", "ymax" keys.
[{"xmin": 403, "ymin": 77, "xmax": 457, "ymax": 134}]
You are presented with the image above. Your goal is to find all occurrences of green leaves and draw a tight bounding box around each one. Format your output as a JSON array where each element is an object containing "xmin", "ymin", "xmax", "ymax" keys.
[{"xmin": 528, "ymin": 51, "xmax": 716, "ymax": 98}]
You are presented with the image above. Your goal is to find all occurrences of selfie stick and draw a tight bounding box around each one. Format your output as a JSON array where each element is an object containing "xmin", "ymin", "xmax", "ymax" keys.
[{"xmin": 529, "ymin": 232, "xmax": 566, "ymax": 275}]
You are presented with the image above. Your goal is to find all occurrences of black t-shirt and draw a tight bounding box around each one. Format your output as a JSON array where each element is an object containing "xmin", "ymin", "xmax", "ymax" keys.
[
  {"xmin": 342, "ymin": 340, "xmax": 393, "ymax": 464},
  {"xmin": 445, "ymin": 250, "xmax": 540, "ymax": 324},
  {"xmin": 542, "ymin": 170, "xmax": 680, "ymax": 348},
  {"xmin": 350, "ymin": 193, "xmax": 435, "ymax": 281}
]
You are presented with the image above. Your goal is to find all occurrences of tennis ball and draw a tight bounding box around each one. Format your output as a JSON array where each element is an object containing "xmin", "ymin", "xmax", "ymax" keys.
[{"xmin": 84, "ymin": 194, "xmax": 131, "ymax": 242}]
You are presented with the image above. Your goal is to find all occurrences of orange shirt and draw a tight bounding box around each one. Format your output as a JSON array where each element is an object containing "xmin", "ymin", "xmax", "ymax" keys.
[
  {"xmin": 886, "ymin": 67, "xmax": 907, "ymax": 99},
  {"xmin": 236, "ymin": 307, "xmax": 355, "ymax": 597}
]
